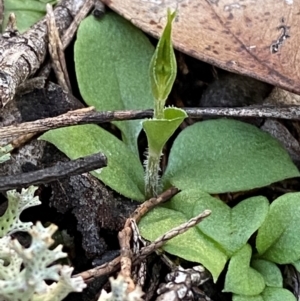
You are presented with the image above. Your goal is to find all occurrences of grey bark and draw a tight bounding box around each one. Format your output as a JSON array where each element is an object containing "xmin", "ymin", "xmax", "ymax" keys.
[{"xmin": 0, "ymin": 0, "xmax": 87, "ymax": 108}]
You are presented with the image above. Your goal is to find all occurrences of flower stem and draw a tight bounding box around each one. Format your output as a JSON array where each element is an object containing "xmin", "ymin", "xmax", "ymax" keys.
[
  {"xmin": 154, "ymin": 99, "xmax": 165, "ymax": 119},
  {"xmin": 144, "ymin": 150, "xmax": 161, "ymax": 199}
]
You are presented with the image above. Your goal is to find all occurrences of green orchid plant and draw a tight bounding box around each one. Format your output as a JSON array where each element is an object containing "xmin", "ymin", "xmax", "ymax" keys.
[
  {"xmin": 40, "ymin": 10, "xmax": 300, "ymax": 301},
  {"xmin": 143, "ymin": 10, "xmax": 187, "ymax": 198}
]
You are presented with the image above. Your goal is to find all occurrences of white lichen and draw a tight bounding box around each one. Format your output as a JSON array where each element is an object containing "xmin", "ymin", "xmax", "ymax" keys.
[
  {"xmin": 0, "ymin": 186, "xmax": 87, "ymax": 301},
  {"xmin": 98, "ymin": 275, "xmax": 144, "ymax": 301},
  {"xmin": 0, "ymin": 144, "xmax": 13, "ymax": 164},
  {"xmin": 0, "ymin": 186, "xmax": 41, "ymax": 237}
]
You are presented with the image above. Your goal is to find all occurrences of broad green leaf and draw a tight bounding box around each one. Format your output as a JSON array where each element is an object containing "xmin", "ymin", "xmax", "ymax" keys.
[
  {"xmin": 233, "ymin": 295, "xmax": 262, "ymax": 301},
  {"xmin": 251, "ymin": 259, "xmax": 282, "ymax": 287},
  {"xmin": 256, "ymin": 192, "xmax": 300, "ymax": 263},
  {"xmin": 224, "ymin": 244, "xmax": 265, "ymax": 296},
  {"xmin": 75, "ymin": 13, "xmax": 154, "ymax": 154},
  {"xmin": 292, "ymin": 260, "xmax": 300, "ymax": 272},
  {"xmin": 260, "ymin": 288, "xmax": 296, "ymax": 301},
  {"xmin": 150, "ymin": 9, "xmax": 176, "ymax": 114},
  {"xmin": 233, "ymin": 288, "xmax": 296, "ymax": 301},
  {"xmin": 40, "ymin": 124, "xmax": 145, "ymax": 201},
  {"xmin": 139, "ymin": 189, "xmax": 228, "ymax": 281},
  {"xmin": 4, "ymin": 0, "xmax": 56, "ymax": 33},
  {"xmin": 193, "ymin": 196, "xmax": 269, "ymax": 256},
  {"xmin": 143, "ymin": 107, "xmax": 187, "ymax": 155},
  {"xmin": 162, "ymin": 119, "xmax": 299, "ymax": 193}
]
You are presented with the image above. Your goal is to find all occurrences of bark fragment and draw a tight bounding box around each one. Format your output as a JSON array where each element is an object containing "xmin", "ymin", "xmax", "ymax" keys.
[{"xmin": 0, "ymin": 0, "xmax": 87, "ymax": 108}]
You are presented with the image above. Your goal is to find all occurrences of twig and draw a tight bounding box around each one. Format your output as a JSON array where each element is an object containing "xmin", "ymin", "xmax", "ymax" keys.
[
  {"xmin": 0, "ymin": 152, "xmax": 107, "ymax": 191},
  {"xmin": 117, "ymin": 188, "xmax": 180, "ymax": 291},
  {"xmin": 10, "ymin": 133, "xmax": 36, "ymax": 149},
  {"xmin": 184, "ymin": 106, "xmax": 300, "ymax": 119},
  {"xmin": 109, "ymin": 210, "xmax": 211, "ymax": 297},
  {"xmin": 77, "ymin": 209, "xmax": 211, "ymax": 283},
  {"xmin": 133, "ymin": 210, "xmax": 211, "ymax": 264},
  {"xmin": 38, "ymin": 0, "xmax": 94, "ymax": 79},
  {"xmin": 74, "ymin": 187, "xmax": 179, "ymax": 282},
  {"xmin": 131, "ymin": 219, "xmax": 147, "ymax": 286},
  {"xmin": 118, "ymin": 225, "xmax": 135, "ymax": 292},
  {"xmin": 46, "ymin": 4, "xmax": 71, "ymax": 92},
  {"xmin": 74, "ymin": 255, "xmax": 122, "ymax": 283},
  {"xmin": 2, "ymin": 105, "xmax": 300, "ymax": 143},
  {"xmin": 0, "ymin": 108, "xmax": 153, "ymax": 142},
  {"xmin": 130, "ymin": 187, "xmax": 179, "ymax": 223},
  {"xmin": 61, "ymin": 0, "xmax": 94, "ymax": 49}
]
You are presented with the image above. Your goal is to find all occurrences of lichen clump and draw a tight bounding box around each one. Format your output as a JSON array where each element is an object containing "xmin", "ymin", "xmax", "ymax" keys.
[{"xmin": 0, "ymin": 186, "xmax": 86, "ymax": 301}]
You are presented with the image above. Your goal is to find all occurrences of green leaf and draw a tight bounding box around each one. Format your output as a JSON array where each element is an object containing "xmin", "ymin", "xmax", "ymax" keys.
[
  {"xmin": 139, "ymin": 189, "xmax": 228, "ymax": 282},
  {"xmin": 143, "ymin": 107, "xmax": 187, "ymax": 155},
  {"xmin": 4, "ymin": 0, "xmax": 56, "ymax": 33},
  {"xmin": 40, "ymin": 125, "xmax": 145, "ymax": 201},
  {"xmin": 224, "ymin": 244, "xmax": 265, "ymax": 296},
  {"xmin": 251, "ymin": 259, "xmax": 282, "ymax": 287},
  {"xmin": 233, "ymin": 295, "xmax": 263, "ymax": 301},
  {"xmin": 260, "ymin": 288, "xmax": 296, "ymax": 301},
  {"xmin": 75, "ymin": 13, "xmax": 154, "ymax": 154},
  {"xmin": 150, "ymin": 10, "xmax": 176, "ymax": 118},
  {"xmin": 292, "ymin": 260, "xmax": 300, "ymax": 272},
  {"xmin": 233, "ymin": 288, "xmax": 296, "ymax": 301},
  {"xmin": 256, "ymin": 192, "xmax": 300, "ymax": 263},
  {"xmin": 193, "ymin": 196, "xmax": 269, "ymax": 256},
  {"xmin": 162, "ymin": 119, "xmax": 299, "ymax": 193}
]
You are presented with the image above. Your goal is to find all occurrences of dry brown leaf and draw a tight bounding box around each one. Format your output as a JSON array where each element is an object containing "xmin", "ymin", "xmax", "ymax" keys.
[
  {"xmin": 103, "ymin": 0, "xmax": 300, "ymax": 94},
  {"xmin": 265, "ymin": 87, "xmax": 300, "ymax": 105}
]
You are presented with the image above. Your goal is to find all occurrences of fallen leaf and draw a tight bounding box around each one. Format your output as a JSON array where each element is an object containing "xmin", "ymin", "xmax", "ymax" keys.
[{"xmin": 103, "ymin": 0, "xmax": 300, "ymax": 94}]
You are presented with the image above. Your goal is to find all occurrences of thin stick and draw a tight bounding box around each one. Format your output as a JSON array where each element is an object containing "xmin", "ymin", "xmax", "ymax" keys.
[
  {"xmin": 61, "ymin": 0, "xmax": 94, "ymax": 49},
  {"xmin": 76, "ymin": 209, "xmax": 211, "ymax": 282},
  {"xmin": 130, "ymin": 187, "xmax": 179, "ymax": 223},
  {"xmin": 0, "ymin": 108, "xmax": 153, "ymax": 142},
  {"xmin": 74, "ymin": 187, "xmax": 179, "ymax": 282},
  {"xmin": 0, "ymin": 152, "xmax": 107, "ymax": 191},
  {"xmin": 2, "ymin": 105, "xmax": 300, "ymax": 143},
  {"xmin": 47, "ymin": 4, "xmax": 71, "ymax": 92},
  {"xmin": 184, "ymin": 105, "xmax": 300, "ymax": 119},
  {"xmin": 38, "ymin": 0, "xmax": 94, "ymax": 79},
  {"xmin": 117, "ymin": 186, "xmax": 180, "ymax": 291},
  {"xmin": 75, "ymin": 255, "xmax": 121, "ymax": 283},
  {"xmin": 118, "ymin": 225, "xmax": 135, "ymax": 292},
  {"xmin": 133, "ymin": 210, "xmax": 211, "ymax": 264}
]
